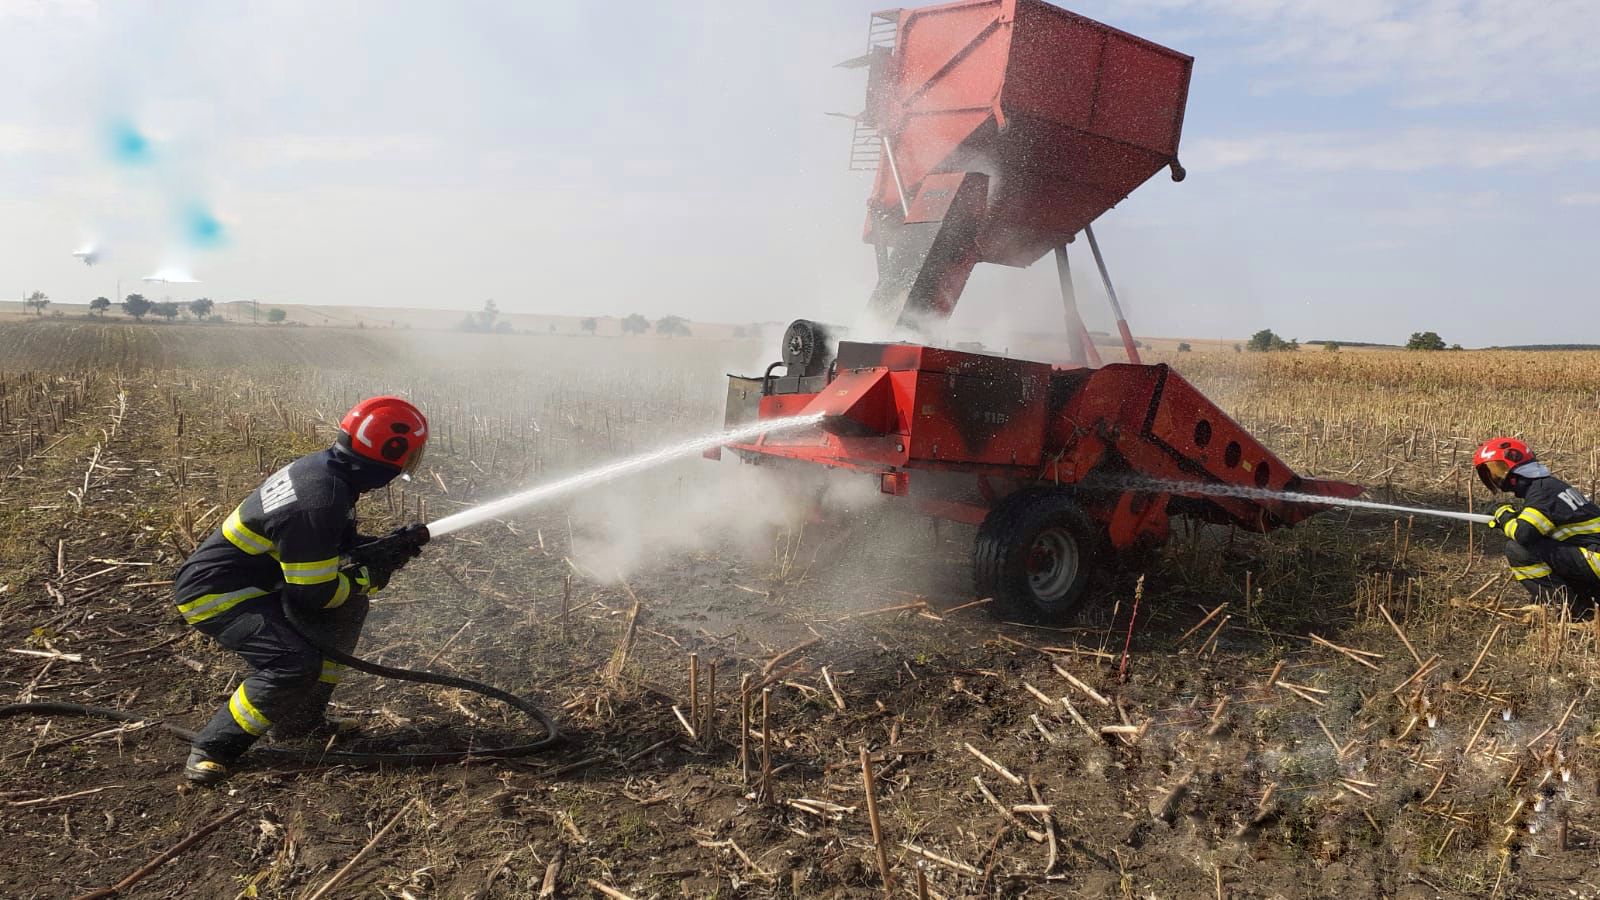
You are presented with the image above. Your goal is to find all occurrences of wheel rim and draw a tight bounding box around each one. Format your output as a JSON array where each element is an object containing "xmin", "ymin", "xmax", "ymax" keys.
[{"xmin": 1026, "ymin": 527, "xmax": 1080, "ymax": 602}]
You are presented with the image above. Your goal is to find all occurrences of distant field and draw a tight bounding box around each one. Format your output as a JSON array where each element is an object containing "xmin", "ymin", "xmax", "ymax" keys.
[
  {"xmin": 0, "ymin": 316, "xmax": 762, "ymax": 377},
  {"xmin": 0, "ymin": 317, "xmax": 392, "ymax": 371},
  {"xmin": 8, "ymin": 298, "xmax": 1454, "ymax": 359},
  {"xmin": 0, "ymin": 299, "xmax": 761, "ymax": 340},
  {"xmin": 0, "ymin": 299, "xmax": 1290, "ymax": 356}
]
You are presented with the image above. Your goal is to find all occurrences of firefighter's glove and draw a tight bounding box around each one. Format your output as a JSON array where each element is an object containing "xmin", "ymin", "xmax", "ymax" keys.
[
  {"xmin": 346, "ymin": 563, "xmax": 392, "ymax": 595},
  {"xmin": 350, "ymin": 524, "xmax": 428, "ymax": 575},
  {"xmin": 1488, "ymin": 504, "xmax": 1518, "ymax": 533}
]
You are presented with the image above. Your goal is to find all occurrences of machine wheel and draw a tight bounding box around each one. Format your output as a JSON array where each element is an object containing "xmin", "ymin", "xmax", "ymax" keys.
[{"xmin": 974, "ymin": 490, "xmax": 1099, "ymax": 620}]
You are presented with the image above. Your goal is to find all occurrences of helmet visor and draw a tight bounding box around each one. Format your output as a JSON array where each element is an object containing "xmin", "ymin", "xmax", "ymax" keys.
[
  {"xmin": 1476, "ymin": 460, "xmax": 1510, "ymax": 492},
  {"xmin": 399, "ymin": 442, "xmax": 426, "ymax": 481}
]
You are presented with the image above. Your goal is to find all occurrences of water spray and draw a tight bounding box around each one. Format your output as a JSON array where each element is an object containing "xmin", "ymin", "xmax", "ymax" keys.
[
  {"xmin": 425, "ymin": 414, "xmax": 825, "ymax": 538},
  {"xmin": 420, "ymin": 421, "xmax": 1493, "ymax": 539},
  {"xmin": 1123, "ymin": 477, "xmax": 1493, "ymax": 526}
]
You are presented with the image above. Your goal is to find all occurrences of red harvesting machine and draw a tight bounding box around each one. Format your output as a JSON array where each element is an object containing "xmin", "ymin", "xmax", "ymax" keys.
[{"xmin": 714, "ymin": 0, "xmax": 1360, "ymax": 617}]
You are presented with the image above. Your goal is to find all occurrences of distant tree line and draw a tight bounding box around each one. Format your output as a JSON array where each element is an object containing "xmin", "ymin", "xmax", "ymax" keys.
[
  {"xmin": 1244, "ymin": 329, "xmax": 1467, "ymax": 352},
  {"xmin": 115, "ymin": 294, "xmax": 179, "ymax": 321},
  {"xmin": 655, "ymin": 315, "xmax": 691, "ymax": 337},
  {"xmin": 1490, "ymin": 344, "xmax": 1600, "ymax": 351},
  {"xmin": 457, "ymin": 299, "xmax": 514, "ymax": 334},
  {"xmin": 1405, "ymin": 331, "xmax": 1462, "ymax": 351},
  {"xmin": 610, "ymin": 314, "xmax": 692, "ymax": 337},
  {"xmin": 22, "ymin": 292, "xmax": 255, "ymax": 324},
  {"xmin": 1246, "ymin": 329, "xmax": 1299, "ymax": 352},
  {"xmin": 571, "ymin": 314, "xmax": 714, "ymax": 337},
  {"xmin": 21, "ymin": 294, "xmax": 788, "ymax": 341}
]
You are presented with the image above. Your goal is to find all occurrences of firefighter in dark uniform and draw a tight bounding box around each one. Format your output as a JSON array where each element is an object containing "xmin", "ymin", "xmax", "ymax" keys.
[
  {"xmin": 174, "ymin": 396, "xmax": 429, "ymax": 784},
  {"xmin": 1476, "ymin": 436, "xmax": 1600, "ymax": 611}
]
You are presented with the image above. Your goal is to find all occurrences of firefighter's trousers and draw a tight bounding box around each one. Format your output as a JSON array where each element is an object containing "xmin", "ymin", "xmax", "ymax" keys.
[
  {"xmin": 1505, "ymin": 539, "xmax": 1600, "ymax": 612},
  {"xmin": 190, "ymin": 593, "xmax": 369, "ymax": 760}
]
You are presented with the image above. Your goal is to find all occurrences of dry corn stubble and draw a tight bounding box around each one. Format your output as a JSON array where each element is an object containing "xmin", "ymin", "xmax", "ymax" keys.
[{"xmin": 3, "ymin": 321, "xmax": 1599, "ymax": 899}]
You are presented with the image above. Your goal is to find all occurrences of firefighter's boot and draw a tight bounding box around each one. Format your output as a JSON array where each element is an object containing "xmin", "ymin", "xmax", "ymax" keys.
[{"xmin": 183, "ymin": 749, "xmax": 232, "ymax": 785}]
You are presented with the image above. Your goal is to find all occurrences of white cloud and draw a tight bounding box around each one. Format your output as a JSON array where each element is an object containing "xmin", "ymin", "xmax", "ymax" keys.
[
  {"xmin": 1187, "ymin": 127, "xmax": 1600, "ymax": 173},
  {"xmin": 0, "ymin": 124, "xmax": 78, "ymax": 155},
  {"xmin": 237, "ymin": 134, "xmax": 442, "ymax": 166},
  {"xmin": 1557, "ymin": 192, "xmax": 1600, "ymax": 207},
  {"xmin": 0, "ymin": 0, "xmax": 96, "ymax": 21},
  {"xmin": 1118, "ymin": 0, "xmax": 1599, "ymax": 108}
]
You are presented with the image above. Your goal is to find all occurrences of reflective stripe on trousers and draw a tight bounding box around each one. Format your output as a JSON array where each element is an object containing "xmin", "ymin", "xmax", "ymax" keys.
[
  {"xmin": 227, "ymin": 683, "xmax": 272, "ymax": 735},
  {"xmin": 1585, "ymin": 549, "xmax": 1600, "ymax": 580},
  {"xmin": 177, "ymin": 587, "xmax": 270, "ymax": 624},
  {"xmin": 319, "ymin": 660, "xmax": 347, "ymax": 684},
  {"xmin": 1511, "ymin": 562, "xmax": 1554, "ymax": 581}
]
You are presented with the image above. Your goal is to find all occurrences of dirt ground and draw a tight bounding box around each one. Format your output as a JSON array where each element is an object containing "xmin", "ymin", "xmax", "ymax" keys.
[{"xmin": 2, "ymin": 318, "xmax": 1598, "ymax": 899}]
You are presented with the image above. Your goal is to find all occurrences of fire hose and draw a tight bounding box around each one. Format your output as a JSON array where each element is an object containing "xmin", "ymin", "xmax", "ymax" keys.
[{"xmin": 1, "ymin": 527, "xmax": 562, "ymax": 766}]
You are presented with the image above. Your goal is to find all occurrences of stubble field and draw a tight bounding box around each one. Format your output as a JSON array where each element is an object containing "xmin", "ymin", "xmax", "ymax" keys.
[{"xmin": 1, "ymin": 317, "xmax": 1598, "ymax": 899}]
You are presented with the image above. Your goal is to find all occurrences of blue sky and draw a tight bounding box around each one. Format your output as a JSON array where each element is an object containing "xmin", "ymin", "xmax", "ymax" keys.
[{"xmin": 2, "ymin": 0, "xmax": 1595, "ymax": 346}]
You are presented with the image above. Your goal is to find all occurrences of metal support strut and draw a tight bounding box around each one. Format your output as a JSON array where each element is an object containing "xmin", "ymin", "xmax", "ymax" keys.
[
  {"xmin": 1052, "ymin": 247, "xmax": 1101, "ymax": 368},
  {"xmin": 1084, "ymin": 224, "xmax": 1140, "ymax": 364},
  {"xmin": 881, "ymin": 133, "xmax": 911, "ymax": 219}
]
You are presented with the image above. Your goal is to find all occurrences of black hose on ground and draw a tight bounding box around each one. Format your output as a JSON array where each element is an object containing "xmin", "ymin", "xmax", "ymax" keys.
[{"xmin": 0, "ymin": 594, "xmax": 562, "ymax": 766}]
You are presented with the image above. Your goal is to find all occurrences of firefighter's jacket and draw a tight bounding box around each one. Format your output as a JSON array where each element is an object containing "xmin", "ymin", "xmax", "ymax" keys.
[
  {"xmin": 1500, "ymin": 474, "xmax": 1600, "ymax": 551},
  {"xmin": 175, "ymin": 447, "xmax": 387, "ymax": 625}
]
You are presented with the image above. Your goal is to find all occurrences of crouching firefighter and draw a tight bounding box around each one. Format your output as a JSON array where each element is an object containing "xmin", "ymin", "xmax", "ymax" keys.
[
  {"xmin": 1475, "ymin": 436, "xmax": 1600, "ymax": 612},
  {"xmin": 173, "ymin": 396, "xmax": 431, "ymax": 784}
]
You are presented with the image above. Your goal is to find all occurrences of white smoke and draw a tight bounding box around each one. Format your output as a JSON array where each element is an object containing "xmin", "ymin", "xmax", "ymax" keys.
[{"xmin": 569, "ymin": 455, "xmax": 884, "ymax": 582}]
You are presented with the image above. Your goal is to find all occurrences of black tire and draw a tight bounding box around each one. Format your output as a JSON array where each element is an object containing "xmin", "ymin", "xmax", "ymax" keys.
[{"xmin": 974, "ymin": 490, "xmax": 1100, "ymax": 620}]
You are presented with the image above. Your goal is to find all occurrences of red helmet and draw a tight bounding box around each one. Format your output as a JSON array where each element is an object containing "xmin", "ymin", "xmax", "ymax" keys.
[
  {"xmin": 1474, "ymin": 436, "xmax": 1533, "ymax": 491},
  {"xmin": 339, "ymin": 396, "xmax": 428, "ymax": 476}
]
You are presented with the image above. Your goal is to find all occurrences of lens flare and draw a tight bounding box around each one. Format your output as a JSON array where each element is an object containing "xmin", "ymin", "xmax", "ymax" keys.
[{"xmin": 106, "ymin": 120, "xmax": 152, "ymax": 165}]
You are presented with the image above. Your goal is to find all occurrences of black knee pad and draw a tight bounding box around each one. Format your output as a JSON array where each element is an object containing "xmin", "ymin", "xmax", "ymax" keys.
[
  {"xmin": 1503, "ymin": 540, "xmax": 1537, "ymax": 567},
  {"xmin": 261, "ymin": 650, "xmax": 324, "ymax": 691}
]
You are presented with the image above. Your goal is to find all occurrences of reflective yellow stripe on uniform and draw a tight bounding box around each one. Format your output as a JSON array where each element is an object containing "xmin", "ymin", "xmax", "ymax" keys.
[
  {"xmin": 323, "ymin": 573, "xmax": 353, "ymax": 609},
  {"xmin": 228, "ymin": 684, "xmax": 271, "ymax": 736},
  {"xmin": 1510, "ymin": 562, "xmax": 1553, "ymax": 581},
  {"xmin": 319, "ymin": 660, "xmax": 348, "ymax": 685},
  {"xmin": 282, "ymin": 556, "xmax": 341, "ymax": 585},
  {"xmin": 1517, "ymin": 507, "xmax": 1556, "ymax": 536},
  {"xmin": 177, "ymin": 586, "xmax": 270, "ymax": 624},
  {"xmin": 1584, "ymin": 549, "xmax": 1600, "ymax": 580},
  {"xmin": 1516, "ymin": 506, "xmax": 1555, "ymax": 531},
  {"xmin": 1503, "ymin": 519, "xmax": 1526, "ymax": 541},
  {"xmin": 1552, "ymin": 516, "xmax": 1600, "ymax": 541},
  {"xmin": 321, "ymin": 573, "xmax": 353, "ymax": 608},
  {"xmin": 222, "ymin": 507, "xmax": 276, "ymax": 556}
]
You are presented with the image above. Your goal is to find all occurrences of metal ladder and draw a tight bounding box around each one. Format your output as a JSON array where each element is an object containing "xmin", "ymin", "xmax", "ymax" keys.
[
  {"xmin": 849, "ymin": 13, "xmax": 901, "ymax": 171},
  {"xmin": 849, "ymin": 122, "xmax": 881, "ymax": 171},
  {"xmin": 867, "ymin": 11, "xmax": 898, "ymax": 50}
]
